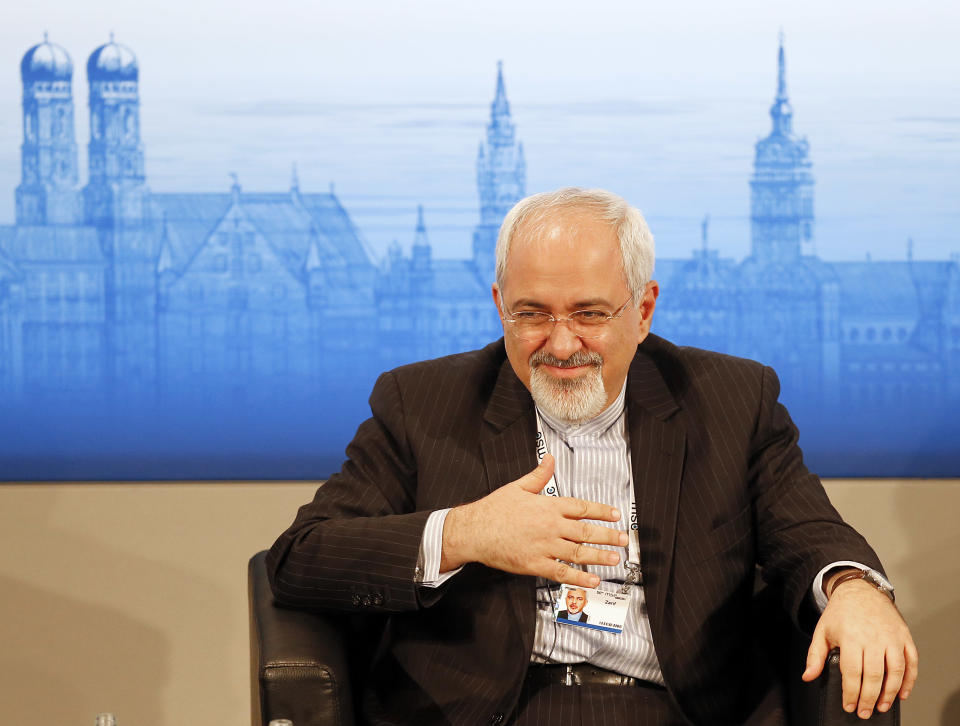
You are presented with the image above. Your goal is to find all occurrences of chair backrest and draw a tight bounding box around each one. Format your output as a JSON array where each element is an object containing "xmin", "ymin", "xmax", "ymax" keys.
[{"xmin": 249, "ymin": 551, "xmax": 359, "ymax": 726}]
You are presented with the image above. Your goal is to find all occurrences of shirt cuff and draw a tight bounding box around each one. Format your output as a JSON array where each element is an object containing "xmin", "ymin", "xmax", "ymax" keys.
[
  {"xmin": 416, "ymin": 508, "xmax": 464, "ymax": 588},
  {"xmin": 811, "ymin": 561, "xmax": 894, "ymax": 612}
]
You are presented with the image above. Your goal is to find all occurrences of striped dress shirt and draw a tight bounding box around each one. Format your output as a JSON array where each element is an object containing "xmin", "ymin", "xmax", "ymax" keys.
[
  {"xmin": 421, "ymin": 382, "xmax": 665, "ymax": 684},
  {"xmin": 528, "ymin": 382, "xmax": 665, "ymax": 683}
]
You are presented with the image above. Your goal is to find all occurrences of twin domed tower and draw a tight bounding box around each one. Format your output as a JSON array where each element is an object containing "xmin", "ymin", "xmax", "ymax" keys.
[
  {"xmin": 13, "ymin": 34, "xmax": 523, "ymax": 289},
  {"xmin": 7, "ymin": 35, "xmax": 528, "ymax": 397},
  {"xmin": 17, "ymin": 33, "xmax": 147, "ymax": 230}
]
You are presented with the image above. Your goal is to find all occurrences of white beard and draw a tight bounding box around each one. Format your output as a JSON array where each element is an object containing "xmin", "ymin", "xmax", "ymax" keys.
[{"xmin": 529, "ymin": 350, "xmax": 607, "ymax": 424}]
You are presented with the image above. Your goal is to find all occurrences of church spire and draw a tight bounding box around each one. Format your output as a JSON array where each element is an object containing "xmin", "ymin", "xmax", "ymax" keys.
[
  {"xmin": 412, "ymin": 205, "xmax": 432, "ymax": 274},
  {"xmin": 769, "ymin": 34, "xmax": 793, "ymax": 137},
  {"xmin": 776, "ymin": 31, "xmax": 787, "ymax": 101},
  {"xmin": 414, "ymin": 204, "xmax": 428, "ymax": 244},
  {"xmin": 473, "ymin": 61, "xmax": 525, "ymax": 285},
  {"xmin": 491, "ymin": 60, "xmax": 510, "ymax": 119},
  {"xmin": 749, "ymin": 34, "xmax": 813, "ymax": 263}
]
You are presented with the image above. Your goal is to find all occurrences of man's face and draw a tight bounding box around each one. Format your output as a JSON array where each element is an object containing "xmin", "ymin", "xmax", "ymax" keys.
[
  {"xmin": 566, "ymin": 588, "xmax": 587, "ymax": 614},
  {"xmin": 492, "ymin": 208, "xmax": 658, "ymax": 421}
]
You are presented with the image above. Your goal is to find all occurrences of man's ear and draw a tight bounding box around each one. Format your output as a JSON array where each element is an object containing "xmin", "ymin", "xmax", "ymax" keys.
[{"xmin": 636, "ymin": 280, "xmax": 660, "ymax": 343}]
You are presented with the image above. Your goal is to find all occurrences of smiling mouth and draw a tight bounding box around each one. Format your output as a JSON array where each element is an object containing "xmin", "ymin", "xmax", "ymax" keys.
[
  {"xmin": 529, "ymin": 350, "xmax": 603, "ymax": 377},
  {"xmin": 541, "ymin": 364, "xmax": 593, "ymax": 378}
]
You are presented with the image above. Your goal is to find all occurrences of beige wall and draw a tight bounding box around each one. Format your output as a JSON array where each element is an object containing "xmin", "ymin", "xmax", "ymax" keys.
[{"xmin": 0, "ymin": 480, "xmax": 957, "ymax": 726}]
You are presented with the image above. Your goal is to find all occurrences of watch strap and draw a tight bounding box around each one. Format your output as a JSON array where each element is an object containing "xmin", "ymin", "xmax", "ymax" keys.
[{"xmin": 829, "ymin": 568, "xmax": 895, "ymax": 603}]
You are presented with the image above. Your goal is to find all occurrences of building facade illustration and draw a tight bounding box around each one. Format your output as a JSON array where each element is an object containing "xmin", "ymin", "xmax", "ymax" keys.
[
  {"xmin": 654, "ymin": 40, "xmax": 960, "ymax": 412},
  {"xmin": 0, "ymin": 34, "xmax": 958, "ymax": 477}
]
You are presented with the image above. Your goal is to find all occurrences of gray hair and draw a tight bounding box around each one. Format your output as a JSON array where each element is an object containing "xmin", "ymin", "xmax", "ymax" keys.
[{"xmin": 494, "ymin": 187, "xmax": 655, "ymax": 304}]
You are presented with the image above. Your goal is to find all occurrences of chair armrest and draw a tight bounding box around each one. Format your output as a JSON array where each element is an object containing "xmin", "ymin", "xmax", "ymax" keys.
[
  {"xmin": 788, "ymin": 635, "xmax": 900, "ymax": 725},
  {"xmin": 249, "ymin": 551, "xmax": 355, "ymax": 726},
  {"xmin": 752, "ymin": 576, "xmax": 900, "ymax": 725},
  {"xmin": 813, "ymin": 650, "xmax": 901, "ymax": 726}
]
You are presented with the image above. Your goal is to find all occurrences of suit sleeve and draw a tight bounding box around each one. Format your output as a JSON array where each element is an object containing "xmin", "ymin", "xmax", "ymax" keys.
[
  {"xmin": 266, "ymin": 370, "xmax": 433, "ymax": 613},
  {"xmin": 748, "ymin": 365, "xmax": 885, "ymax": 629}
]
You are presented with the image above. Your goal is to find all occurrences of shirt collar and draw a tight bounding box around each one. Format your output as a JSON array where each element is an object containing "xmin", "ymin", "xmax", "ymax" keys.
[{"xmin": 536, "ymin": 379, "xmax": 627, "ymax": 440}]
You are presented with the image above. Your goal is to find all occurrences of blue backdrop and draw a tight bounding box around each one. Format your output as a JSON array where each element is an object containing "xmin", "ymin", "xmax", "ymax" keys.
[{"xmin": 1, "ymin": 3, "xmax": 958, "ymax": 479}]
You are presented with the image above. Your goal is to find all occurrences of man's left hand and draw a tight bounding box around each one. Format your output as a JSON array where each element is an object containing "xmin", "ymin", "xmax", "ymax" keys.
[{"xmin": 802, "ymin": 574, "xmax": 918, "ymax": 720}]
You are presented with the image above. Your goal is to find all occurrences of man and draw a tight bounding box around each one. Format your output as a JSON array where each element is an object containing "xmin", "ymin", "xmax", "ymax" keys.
[
  {"xmin": 558, "ymin": 587, "xmax": 589, "ymax": 623},
  {"xmin": 268, "ymin": 188, "xmax": 917, "ymax": 725}
]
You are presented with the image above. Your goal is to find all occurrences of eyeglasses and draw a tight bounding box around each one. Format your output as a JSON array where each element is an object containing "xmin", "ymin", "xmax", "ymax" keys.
[{"xmin": 500, "ymin": 295, "xmax": 634, "ymax": 341}]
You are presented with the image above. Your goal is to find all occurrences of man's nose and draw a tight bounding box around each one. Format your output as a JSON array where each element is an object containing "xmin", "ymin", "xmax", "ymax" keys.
[{"xmin": 542, "ymin": 318, "xmax": 583, "ymax": 359}]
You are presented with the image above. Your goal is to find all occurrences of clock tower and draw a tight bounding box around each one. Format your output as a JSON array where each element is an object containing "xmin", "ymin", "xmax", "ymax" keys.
[{"xmin": 749, "ymin": 35, "xmax": 813, "ymax": 263}]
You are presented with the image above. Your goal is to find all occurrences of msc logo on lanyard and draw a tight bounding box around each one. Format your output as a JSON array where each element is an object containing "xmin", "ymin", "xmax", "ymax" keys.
[{"xmin": 535, "ymin": 429, "xmax": 558, "ymax": 497}]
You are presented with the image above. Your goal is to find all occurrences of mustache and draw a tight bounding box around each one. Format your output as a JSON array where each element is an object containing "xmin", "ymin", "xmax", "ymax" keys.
[{"xmin": 529, "ymin": 350, "xmax": 603, "ymax": 369}]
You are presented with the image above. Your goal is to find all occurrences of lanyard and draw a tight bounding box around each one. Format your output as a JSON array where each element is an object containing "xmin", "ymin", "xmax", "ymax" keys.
[{"xmin": 535, "ymin": 410, "xmax": 643, "ymax": 593}]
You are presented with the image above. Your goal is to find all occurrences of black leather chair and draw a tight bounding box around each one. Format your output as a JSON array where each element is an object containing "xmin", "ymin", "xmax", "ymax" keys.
[{"xmin": 249, "ymin": 551, "xmax": 900, "ymax": 726}]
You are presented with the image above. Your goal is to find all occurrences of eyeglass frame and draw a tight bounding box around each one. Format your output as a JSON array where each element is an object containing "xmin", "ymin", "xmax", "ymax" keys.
[{"xmin": 498, "ymin": 294, "xmax": 636, "ymax": 341}]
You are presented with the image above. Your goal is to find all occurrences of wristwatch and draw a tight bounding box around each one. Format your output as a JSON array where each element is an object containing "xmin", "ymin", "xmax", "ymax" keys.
[{"xmin": 829, "ymin": 568, "xmax": 895, "ymax": 603}]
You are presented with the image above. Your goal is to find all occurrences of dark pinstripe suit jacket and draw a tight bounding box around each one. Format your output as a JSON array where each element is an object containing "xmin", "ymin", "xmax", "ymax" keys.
[{"xmin": 267, "ymin": 335, "xmax": 883, "ymax": 726}]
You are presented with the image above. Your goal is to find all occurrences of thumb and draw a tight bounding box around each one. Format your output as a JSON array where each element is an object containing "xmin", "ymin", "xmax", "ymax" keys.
[
  {"xmin": 802, "ymin": 628, "xmax": 829, "ymax": 682},
  {"xmin": 516, "ymin": 453, "xmax": 555, "ymax": 494}
]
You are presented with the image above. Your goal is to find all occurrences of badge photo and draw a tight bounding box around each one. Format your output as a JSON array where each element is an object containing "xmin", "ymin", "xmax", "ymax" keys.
[{"xmin": 554, "ymin": 583, "xmax": 630, "ymax": 634}]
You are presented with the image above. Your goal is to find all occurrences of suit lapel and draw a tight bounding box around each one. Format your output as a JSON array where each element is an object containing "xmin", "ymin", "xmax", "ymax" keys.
[
  {"xmin": 481, "ymin": 354, "xmax": 539, "ymax": 491},
  {"xmin": 481, "ymin": 354, "xmax": 539, "ymax": 660},
  {"xmin": 626, "ymin": 343, "xmax": 685, "ymax": 661}
]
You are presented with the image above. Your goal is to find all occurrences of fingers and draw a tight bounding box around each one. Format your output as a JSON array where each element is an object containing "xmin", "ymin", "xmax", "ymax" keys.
[
  {"xmin": 876, "ymin": 648, "xmax": 906, "ymax": 713},
  {"xmin": 558, "ymin": 495, "xmax": 621, "ymax": 523},
  {"xmin": 547, "ymin": 559, "xmax": 601, "ymax": 588},
  {"xmin": 821, "ymin": 641, "xmax": 917, "ymax": 718},
  {"xmin": 515, "ymin": 453, "xmax": 555, "ymax": 494},
  {"xmin": 821, "ymin": 642, "xmax": 916, "ymax": 719},
  {"xmin": 839, "ymin": 647, "xmax": 863, "ymax": 715},
  {"xmin": 512, "ymin": 458, "xmax": 620, "ymax": 524},
  {"xmin": 558, "ymin": 539, "xmax": 621, "ymax": 568},
  {"xmin": 900, "ymin": 640, "xmax": 919, "ymax": 700},
  {"xmin": 560, "ymin": 519, "xmax": 628, "ymax": 549},
  {"xmin": 801, "ymin": 628, "xmax": 828, "ymax": 682},
  {"xmin": 838, "ymin": 646, "xmax": 885, "ymax": 719},
  {"xmin": 856, "ymin": 648, "xmax": 885, "ymax": 718}
]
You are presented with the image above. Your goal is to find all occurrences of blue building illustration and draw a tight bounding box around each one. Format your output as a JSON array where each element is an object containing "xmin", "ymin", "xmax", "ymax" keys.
[
  {"xmin": 0, "ymin": 33, "xmax": 957, "ymax": 478},
  {"xmin": 654, "ymin": 38, "xmax": 960, "ymax": 418}
]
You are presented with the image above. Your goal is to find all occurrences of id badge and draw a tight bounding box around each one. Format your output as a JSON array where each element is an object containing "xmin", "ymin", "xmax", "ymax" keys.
[{"xmin": 554, "ymin": 583, "xmax": 631, "ymax": 634}]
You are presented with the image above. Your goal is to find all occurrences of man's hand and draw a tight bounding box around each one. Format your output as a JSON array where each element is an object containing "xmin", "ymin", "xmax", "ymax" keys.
[
  {"xmin": 440, "ymin": 453, "xmax": 627, "ymax": 588},
  {"xmin": 802, "ymin": 572, "xmax": 919, "ymax": 720}
]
